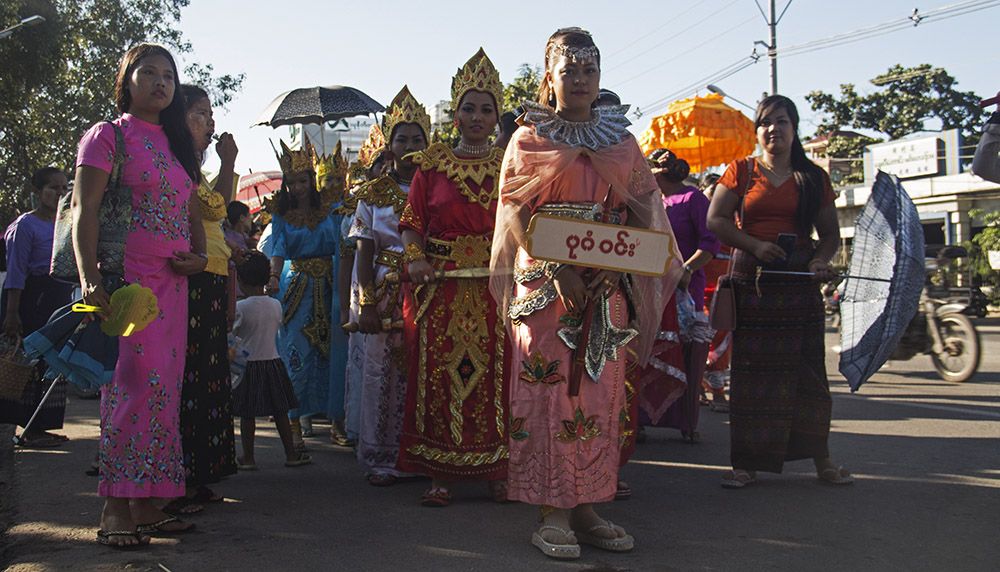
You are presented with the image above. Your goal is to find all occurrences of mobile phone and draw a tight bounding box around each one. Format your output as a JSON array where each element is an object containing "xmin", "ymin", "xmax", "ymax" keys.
[
  {"xmin": 766, "ymin": 233, "xmax": 797, "ymax": 269},
  {"xmin": 776, "ymin": 233, "xmax": 797, "ymax": 258}
]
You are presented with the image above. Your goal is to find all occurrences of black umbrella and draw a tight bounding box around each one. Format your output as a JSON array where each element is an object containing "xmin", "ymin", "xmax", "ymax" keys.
[{"xmin": 253, "ymin": 85, "xmax": 384, "ymax": 128}]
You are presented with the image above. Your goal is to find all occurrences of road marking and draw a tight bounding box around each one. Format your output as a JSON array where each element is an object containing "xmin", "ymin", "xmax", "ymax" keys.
[{"xmin": 840, "ymin": 395, "xmax": 1000, "ymax": 420}]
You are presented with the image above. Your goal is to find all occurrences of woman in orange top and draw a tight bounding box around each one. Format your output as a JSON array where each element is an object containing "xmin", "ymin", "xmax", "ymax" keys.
[{"xmin": 707, "ymin": 95, "xmax": 853, "ymax": 489}]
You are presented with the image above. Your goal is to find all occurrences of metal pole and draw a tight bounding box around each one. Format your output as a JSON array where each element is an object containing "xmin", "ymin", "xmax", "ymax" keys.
[{"xmin": 769, "ymin": 0, "xmax": 778, "ymax": 95}]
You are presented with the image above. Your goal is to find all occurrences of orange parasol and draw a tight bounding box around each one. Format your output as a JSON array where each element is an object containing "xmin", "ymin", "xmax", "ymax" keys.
[{"xmin": 638, "ymin": 93, "xmax": 755, "ymax": 173}]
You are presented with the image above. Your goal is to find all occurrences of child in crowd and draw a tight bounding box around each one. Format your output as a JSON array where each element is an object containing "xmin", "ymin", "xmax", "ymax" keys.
[{"xmin": 231, "ymin": 250, "xmax": 311, "ymax": 469}]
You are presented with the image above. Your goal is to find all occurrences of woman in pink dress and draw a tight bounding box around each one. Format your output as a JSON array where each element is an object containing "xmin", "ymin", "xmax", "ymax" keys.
[
  {"xmin": 75, "ymin": 44, "xmax": 206, "ymax": 547},
  {"xmin": 490, "ymin": 28, "xmax": 682, "ymax": 560}
]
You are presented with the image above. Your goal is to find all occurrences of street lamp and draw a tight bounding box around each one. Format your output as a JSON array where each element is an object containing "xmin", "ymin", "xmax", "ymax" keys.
[
  {"xmin": 0, "ymin": 15, "xmax": 45, "ymax": 40},
  {"xmin": 706, "ymin": 84, "xmax": 755, "ymax": 112}
]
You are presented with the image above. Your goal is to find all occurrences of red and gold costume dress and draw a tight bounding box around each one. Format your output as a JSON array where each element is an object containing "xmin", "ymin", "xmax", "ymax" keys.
[{"xmin": 396, "ymin": 142, "xmax": 509, "ymax": 481}]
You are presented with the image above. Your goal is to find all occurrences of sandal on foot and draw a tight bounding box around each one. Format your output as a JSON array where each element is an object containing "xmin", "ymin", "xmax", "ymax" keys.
[
  {"xmin": 96, "ymin": 530, "xmax": 150, "ymax": 549},
  {"xmin": 136, "ymin": 516, "xmax": 195, "ymax": 534},
  {"xmin": 615, "ymin": 480, "xmax": 632, "ymax": 501},
  {"xmin": 284, "ymin": 454, "xmax": 312, "ymax": 467},
  {"xmin": 421, "ymin": 487, "xmax": 451, "ymax": 507},
  {"xmin": 85, "ymin": 464, "xmax": 100, "ymax": 477},
  {"xmin": 721, "ymin": 469, "xmax": 757, "ymax": 489},
  {"xmin": 367, "ymin": 473, "xmax": 397, "ymax": 487},
  {"xmin": 162, "ymin": 498, "xmax": 204, "ymax": 515},
  {"xmin": 818, "ymin": 466, "xmax": 854, "ymax": 485},
  {"xmin": 191, "ymin": 486, "xmax": 224, "ymax": 503},
  {"xmin": 574, "ymin": 520, "xmax": 635, "ymax": 552},
  {"xmin": 531, "ymin": 525, "xmax": 580, "ymax": 560}
]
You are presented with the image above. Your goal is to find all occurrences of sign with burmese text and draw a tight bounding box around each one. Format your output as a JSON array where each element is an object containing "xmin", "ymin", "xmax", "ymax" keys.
[{"xmin": 525, "ymin": 214, "xmax": 675, "ymax": 276}]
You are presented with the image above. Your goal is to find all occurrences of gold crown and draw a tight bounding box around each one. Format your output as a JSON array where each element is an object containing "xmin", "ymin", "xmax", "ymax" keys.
[
  {"xmin": 357, "ymin": 123, "xmax": 386, "ymax": 168},
  {"xmin": 382, "ymin": 85, "xmax": 431, "ymax": 143},
  {"xmin": 451, "ymin": 47, "xmax": 503, "ymax": 112},
  {"xmin": 313, "ymin": 139, "xmax": 348, "ymax": 189},
  {"xmin": 275, "ymin": 139, "xmax": 314, "ymax": 177}
]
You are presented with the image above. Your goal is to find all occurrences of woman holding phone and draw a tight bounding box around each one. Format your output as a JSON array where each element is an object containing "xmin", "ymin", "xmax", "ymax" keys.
[{"xmin": 706, "ymin": 95, "xmax": 851, "ymax": 489}]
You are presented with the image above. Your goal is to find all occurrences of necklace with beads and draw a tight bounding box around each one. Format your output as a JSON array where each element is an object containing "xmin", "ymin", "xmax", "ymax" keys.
[{"xmin": 455, "ymin": 140, "xmax": 492, "ymax": 157}]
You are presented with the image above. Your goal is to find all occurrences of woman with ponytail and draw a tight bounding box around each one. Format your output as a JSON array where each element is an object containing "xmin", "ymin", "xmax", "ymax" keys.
[{"xmin": 706, "ymin": 95, "xmax": 852, "ymax": 489}]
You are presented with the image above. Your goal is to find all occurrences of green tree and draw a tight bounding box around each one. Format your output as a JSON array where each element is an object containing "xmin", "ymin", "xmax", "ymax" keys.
[
  {"xmin": 822, "ymin": 133, "xmax": 883, "ymax": 185},
  {"xmin": 805, "ymin": 64, "xmax": 986, "ymax": 144},
  {"xmin": 967, "ymin": 208, "xmax": 1000, "ymax": 305},
  {"xmin": 0, "ymin": 0, "xmax": 244, "ymax": 225},
  {"xmin": 503, "ymin": 64, "xmax": 542, "ymax": 112}
]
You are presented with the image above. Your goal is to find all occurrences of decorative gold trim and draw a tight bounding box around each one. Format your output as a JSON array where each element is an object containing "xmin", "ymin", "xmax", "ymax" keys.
[
  {"xmin": 289, "ymin": 257, "xmax": 332, "ymax": 279},
  {"xmin": 383, "ymin": 85, "xmax": 431, "ymax": 143},
  {"xmin": 404, "ymin": 443, "xmax": 509, "ymax": 467},
  {"xmin": 450, "ymin": 47, "xmax": 503, "ymax": 113},
  {"xmin": 402, "ymin": 242, "xmax": 426, "ymax": 265},
  {"xmin": 375, "ymin": 249, "xmax": 402, "ymax": 269},
  {"xmin": 354, "ymin": 175, "xmax": 408, "ymax": 214},
  {"xmin": 407, "ymin": 143, "xmax": 502, "ymax": 209}
]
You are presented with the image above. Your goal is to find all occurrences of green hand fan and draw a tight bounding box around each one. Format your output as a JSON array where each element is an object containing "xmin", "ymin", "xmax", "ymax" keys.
[{"xmin": 72, "ymin": 284, "xmax": 159, "ymax": 337}]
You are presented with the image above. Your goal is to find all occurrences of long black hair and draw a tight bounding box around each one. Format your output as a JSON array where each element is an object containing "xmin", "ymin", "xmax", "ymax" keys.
[
  {"xmin": 755, "ymin": 95, "xmax": 824, "ymax": 236},
  {"xmin": 114, "ymin": 43, "xmax": 201, "ymax": 185}
]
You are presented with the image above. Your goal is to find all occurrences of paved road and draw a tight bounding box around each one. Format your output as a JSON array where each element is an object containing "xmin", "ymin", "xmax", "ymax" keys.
[{"xmin": 2, "ymin": 321, "xmax": 998, "ymax": 571}]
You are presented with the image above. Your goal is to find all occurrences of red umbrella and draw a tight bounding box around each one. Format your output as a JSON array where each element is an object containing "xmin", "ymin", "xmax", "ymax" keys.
[{"xmin": 237, "ymin": 171, "xmax": 283, "ymax": 213}]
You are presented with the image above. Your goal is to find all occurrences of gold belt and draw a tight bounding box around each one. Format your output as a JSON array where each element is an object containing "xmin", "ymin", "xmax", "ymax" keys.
[
  {"xmin": 425, "ymin": 235, "xmax": 492, "ymax": 269},
  {"xmin": 376, "ymin": 249, "xmax": 402, "ymax": 268},
  {"xmin": 290, "ymin": 257, "xmax": 332, "ymax": 278}
]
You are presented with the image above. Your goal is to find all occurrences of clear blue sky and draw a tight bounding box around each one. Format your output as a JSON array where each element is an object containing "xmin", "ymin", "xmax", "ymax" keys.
[{"xmin": 176, "ymin": 0, "xmax": 999, "ymax": 175}]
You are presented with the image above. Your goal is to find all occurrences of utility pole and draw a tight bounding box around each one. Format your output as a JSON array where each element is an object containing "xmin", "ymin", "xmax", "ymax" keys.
[{"xmin": 769, "ymin": 0, "xmax": 778, "ymax": 95}]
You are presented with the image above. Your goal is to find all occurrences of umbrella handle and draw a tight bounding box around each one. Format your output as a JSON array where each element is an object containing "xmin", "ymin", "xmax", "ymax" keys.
[
  {"xmin": 72, "ymin": 303, "xmax": 102, "ymax": 313},
  {"xmin": 13, "ymin": 377, "xmax": 63, "ymax": 445}
]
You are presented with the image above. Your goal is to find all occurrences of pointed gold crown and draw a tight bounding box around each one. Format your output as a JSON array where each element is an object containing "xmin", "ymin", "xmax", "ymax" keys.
[
  {"xmin": 275, "ymin": 139, "xmax": 314, "ymax": 177},
  {"xmin": 451, "ymin": 47, "xmax": 503, "ymax": 112},
  {"xmin": 382, "ymin": 85, "xmax": 431, "ymax": 143},
  {"xmin": 357, "ymin": 123, "xmax": 386, "ymax": 168},
  {"xmin": 313, "ymin": 139, "xmax": 348, "ymax": 188}
]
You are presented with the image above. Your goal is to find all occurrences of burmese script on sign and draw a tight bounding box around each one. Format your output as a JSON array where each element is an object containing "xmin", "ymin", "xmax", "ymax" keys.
[{"xmin": 525, "ymin": 214, "xmax": 675, "ymax": 276}]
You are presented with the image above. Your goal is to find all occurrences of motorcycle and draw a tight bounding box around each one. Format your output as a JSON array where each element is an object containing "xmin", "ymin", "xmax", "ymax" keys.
[{"xmin": 890, "ymin": 248, "xmax": 982, "ymax": 383}]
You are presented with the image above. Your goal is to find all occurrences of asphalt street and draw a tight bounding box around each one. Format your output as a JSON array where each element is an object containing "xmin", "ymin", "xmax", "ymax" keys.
[{"xmin": 2, "ymin": 320, "xmax": 998, "ymax": 571}]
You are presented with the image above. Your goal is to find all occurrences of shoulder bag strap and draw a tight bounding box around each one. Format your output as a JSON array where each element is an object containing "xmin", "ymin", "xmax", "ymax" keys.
[
  {"xmin": 726, "ymin": 157, "xmax": 755, "ymax": 278},
  {"xmin": 107, "ymin": 121, "xmax": 125, "ymax": 190}
]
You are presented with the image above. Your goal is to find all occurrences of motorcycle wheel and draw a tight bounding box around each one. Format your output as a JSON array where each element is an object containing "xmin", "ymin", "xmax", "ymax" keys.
[{"xmin": 930, "ymin": 313, "xmax": 981, "ymax": 383}]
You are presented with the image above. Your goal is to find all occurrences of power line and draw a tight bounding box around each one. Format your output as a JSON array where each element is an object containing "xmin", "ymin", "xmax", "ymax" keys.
[
  {"xmin": 604, "ymin": 0, "xmax": 743, "ymax": 74},
  {"xmin": 604, "ymin": 1, "xmax": 709, "ymax": 59},
  {"xmin": 612, "ymin": 15, "xmax": 758, "ymax": 88},
  {"xmin": 633, "ymin": 0, "xmax": 1000, "ymax": 118}
]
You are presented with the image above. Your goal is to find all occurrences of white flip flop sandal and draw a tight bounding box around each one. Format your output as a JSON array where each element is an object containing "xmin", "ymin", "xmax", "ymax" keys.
[
  {"xmin": 574, "ymin": 520, "xmax": 635, "ymax": 552},
  {"xmin": 531, "ymin": 525, "xmax": 581, "ymax": 560}
]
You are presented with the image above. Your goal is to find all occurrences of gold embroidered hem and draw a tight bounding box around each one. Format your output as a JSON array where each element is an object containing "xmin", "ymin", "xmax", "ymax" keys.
[
  {"xmin": 407, "ymin": 143, "xmax": 502, "ymax": 209},
  {"xmin": 404, "ymin": 443, "xmax": 509, "ymax": 468}
]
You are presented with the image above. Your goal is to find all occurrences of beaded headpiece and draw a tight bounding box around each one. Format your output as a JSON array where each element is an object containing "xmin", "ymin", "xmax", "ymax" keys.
[
  {"xmin": 313, "ymin": 139, "xmax": 348, "ymax": 190},
  {"xmin": 275, "ymin": 139, "xmax": 314, "ymax": 177},
  {"xmin": 544, "ymin": 27, "xmax": 600, "ymax": 68},
  {"xmin": 357, "ymin": 123, "xmax": 386, "ymax": 168},
  {"xmin": 382, "ymin": 85, "xmax": 431, "ymax": 143},
  {"xmin": 451, "ymin": 48, "xmax": 503, "ymax": 112}
]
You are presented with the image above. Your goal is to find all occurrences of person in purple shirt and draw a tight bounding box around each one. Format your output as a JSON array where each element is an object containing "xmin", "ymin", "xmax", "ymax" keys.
[
  {"xmin": 0, "ymin": 167, "xmax": 75, "ymax": 447},
  {"xmin": 650, "ymin": 149, "xmax": 721, "ymax": 310}
]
